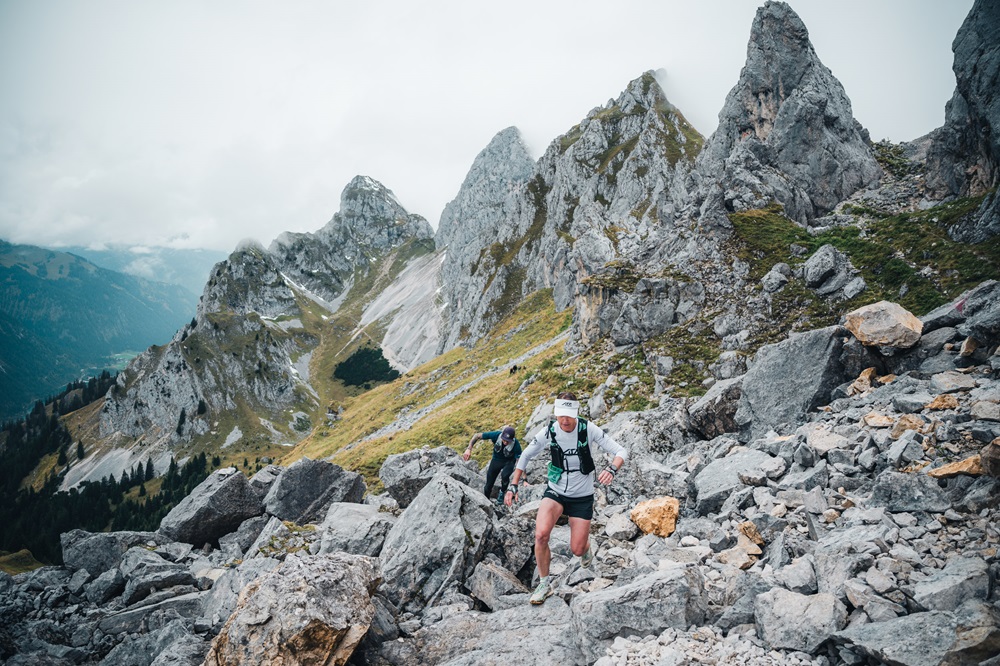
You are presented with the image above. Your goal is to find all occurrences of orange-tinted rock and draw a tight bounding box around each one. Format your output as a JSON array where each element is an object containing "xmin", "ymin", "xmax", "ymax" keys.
[{"xmin": 630, "ymin": 497, "xmax": 680, "ymax": 538}]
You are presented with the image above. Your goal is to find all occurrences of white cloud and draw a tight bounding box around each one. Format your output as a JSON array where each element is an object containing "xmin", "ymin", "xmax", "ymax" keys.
[{"xmin": 0, "ymin": 0, "xmax": 974, "ymax": 252}]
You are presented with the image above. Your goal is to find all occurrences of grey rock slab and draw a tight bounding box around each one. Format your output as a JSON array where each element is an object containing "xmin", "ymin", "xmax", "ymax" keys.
[
  {"xmin": 868, "ymin": 470, "xmax": 951, "ymax": 513},
  {"xmin": 913, "ymin": 556, "xmax": 990, "ymax": 611},
  {"xmin": 687, "ymin": 376, "xmax": 743, "ymax": 440},
  {"xmin": 119, "ymin": 547, "xmax": 197, "ymax": 606},
  {"xmin": 832, "ymin": 606, "xmax": 998, "ymax": 666},
  {"xmin": 98, "ymin": 591, "xmax": 206, "ymax": 635},
  {"xmin": 157, "ymin": 468, "xmax": 263, "ymax": 547},
  {"xmin": 467, "ymin": 560, "xmax": 529, "ymax": 611},
  {"xmin": 61, "ymin": 529, "xmax": 168, "ymax": 578},
  {"xmin": 378, "ymin": 597, "xmax": 585, "ymax": 665},
  {"xmin": 379, "ymin": 472, "xmax": 494, "ymax": 609},
  {"xmin": 754, "ymin": 588, "xmax": 847, "ymax": 653},
  {"xmin": 378, "ymin": 446, "xmax": 480, "ymax": 508},
  {"xmin": 930, "ymin": 370, "xmax": 978, "ymax": 393},
  {"xmin": 200, "ymin": 557, "xmax": 281, "ymax": 630},
  {"xmin": 318, "ymin": 502, "xmax": 396, "ymax": 558},
  {"xmin": 692, "ymin": 448, "xmax": 779, "ymax": 515},
  {"xmin": 262, "ymin": 456, "xmax": 365, "ymax": 524},
  {"xmin": 570, "ymin": 564, "xmax": 707, "ymax": 662},
  {"xmin": 735, "ymin": 326, "xmax": 878, "ymax": 441}
]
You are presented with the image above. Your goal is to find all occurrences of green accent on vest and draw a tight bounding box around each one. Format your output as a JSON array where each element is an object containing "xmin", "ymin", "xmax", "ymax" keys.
[{"xmin": 547, "ymin": 418, "xmax": 595, "ymax": 476}]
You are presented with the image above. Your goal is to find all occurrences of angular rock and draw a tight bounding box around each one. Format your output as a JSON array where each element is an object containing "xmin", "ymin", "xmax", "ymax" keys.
[
  {"xmin": 158, "ymin": 468, "xmax": 263, "ymax": 547},
  {"xmin": 604, "ymin": 511, "xmax": 640, "ymax": 541},
  {"xmin": 629, "ymin": 497, "xmax": 680, "ymax": 537},
  {"xmin": 930, "ymin": 370, "xmax": 978, "ymax": 393},
  {"xmin": 927, "ymin": 455, "xmax": 983, "ymax": 478},
  {"xmin": 957, "ymin": 280, "xmax": 1000, "ymax": 345},
  {"xmin": 118, "ymin": 547, "xmax": 197, "ymax": 606},
  {"xmin": 571, "ymin": 565, "xmax": 706, "ymax": 662},
  {"xmin": 735, "ymin": 326, "xmax": 877, "ymax": 441},
  {"xmin": 263, "ymin": 457, "xmax": 365, "ymax": 524},
  {"xmin": 61, "ymin": 530, "xmax": 168, "ymax": 578},
  {"xmin": 378, "ymin": 446, "xmax": 480, "ymax": 508},
  {"xmin": 203, "ymin": 553, "xmax": 380, "ymax": 666},
  {"xmin": 844, "ymin": 301, "xmax": 923, "ymax": 349},
  {"xmin": 379, "ymin": 473, "xmax": 494, "ymax": 609},
  {"xmin": 693, "ymin": 448, "xmax": 779, "ymax": 515},
  {"xmin": 913, "ymin": 556, "xmax": 990, "ymax": 611},
  {"xmin": 318, "ymin": 502, "xmax": 396, "ymax": 558},
  {"xmin": 200, "ymin": 557, "xmax": 282, "ymax": 631},
  {"xmin": 834, "ymin": 602, "xmax": 1000, "ymax": 666},
  {"xmin": 687, "ymin": 376, "xmax": 743, "ymax": 439},
  {"xmin": 754, "ymin": 588, "xmax": 847, "ymax": 653},
  {"xmin": 378, "ymin": 598, "xmax": 584, "ymax": 665},
  {"xmin": 868, "ymin": 470, "xmax": 951, "ymax": 513},
  {"xmin": 467, "ymin": 560, "xmax": 529, "ymax": 611}
]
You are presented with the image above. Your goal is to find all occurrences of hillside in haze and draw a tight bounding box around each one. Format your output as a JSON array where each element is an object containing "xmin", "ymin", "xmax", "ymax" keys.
[
  {"xmin": 62, "ymin": 245, "xmax": 227, "ymax": 298},
  {"xmin": 0, "ymin": 240, "xmax": 197, "ymax": 421}
]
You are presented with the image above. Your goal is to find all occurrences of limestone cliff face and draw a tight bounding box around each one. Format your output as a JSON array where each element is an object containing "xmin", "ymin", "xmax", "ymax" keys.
[
  {"xmin": 526, "ymin": 72, "xmax": 703, "ymax": 312},
  {"xmin": 435, "ymin": 127, "xmax": 535, "ymax": 351},
  {"xmin": 97, "ymin": 177, "xmax": 435, "ymax": 461},
  {"xmin": 926, "ymin": 0, "xmax": 1000, "ymax": 242},
  {"xmin": 691, "ymin": 1, "xmax": 881, "ymax": 227}
]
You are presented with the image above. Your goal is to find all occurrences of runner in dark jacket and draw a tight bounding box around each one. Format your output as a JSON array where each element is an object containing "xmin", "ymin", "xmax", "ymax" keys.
[{"xmin": 463, "ymin": 425, "xmax": 521, "ymax": 504}]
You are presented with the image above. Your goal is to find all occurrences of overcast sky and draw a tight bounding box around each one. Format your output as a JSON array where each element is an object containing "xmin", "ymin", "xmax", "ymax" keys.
[{"xmin": 0, "ymin": 0, "xmax": 974, "ymax": 253}]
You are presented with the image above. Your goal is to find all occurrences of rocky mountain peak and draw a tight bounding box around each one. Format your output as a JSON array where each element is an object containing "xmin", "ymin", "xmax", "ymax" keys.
[
  {"xmin": 925, "ymin": 0, "xmax": 1000, "ymax": 243},
  {"xmin": 435, "ymin": 127, "xmax": 536, "ymax": 351},
  {"xmin": 314, "ymin": 175, "xmax": 433, "ymax": 256},
  {"xmin": 694, "ymin": 0, "xmax": 881, "ymax": 225},
  {"xmin": 436, "ymin": 126, "xmax": 534, "ymax": 252}
]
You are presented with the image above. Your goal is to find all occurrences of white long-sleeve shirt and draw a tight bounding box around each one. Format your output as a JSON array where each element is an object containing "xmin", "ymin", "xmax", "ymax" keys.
[{"xmin": 516, "ymin": 419, "xmax": 628, "ymax": 498}]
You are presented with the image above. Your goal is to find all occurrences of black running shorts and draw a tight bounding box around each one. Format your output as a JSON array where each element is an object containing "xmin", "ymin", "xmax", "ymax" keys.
[{"xmin": 542, "ymin": 487, "xmax": 594, "ymax": 520}]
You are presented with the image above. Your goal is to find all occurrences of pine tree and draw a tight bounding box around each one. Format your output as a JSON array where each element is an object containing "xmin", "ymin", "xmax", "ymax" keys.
[
  {"xmin": 77, "ymin": 441, "xmax": 85, "ymax": 460},
  {"xmin": 145, "ymin": 459, "xmax": 154, "ymax": 481}
]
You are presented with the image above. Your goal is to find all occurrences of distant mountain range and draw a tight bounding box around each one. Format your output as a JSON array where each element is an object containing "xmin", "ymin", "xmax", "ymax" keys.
[
  {"xmin": 0, "ymin": 240, "xmax": 198, "ymax": 421},
  {"xmin": 60, "ymin": 245, "xmax": 227, "ymax": 297}
]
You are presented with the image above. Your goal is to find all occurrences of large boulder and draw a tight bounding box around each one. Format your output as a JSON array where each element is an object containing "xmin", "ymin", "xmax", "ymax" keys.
[
  {"xmin": 570, "ymin": 565, "xmax": 707, "ymax": 662},
  {"xmin": 867, "ymin": 470, "xmax": 951, "ymax": 513},
  {"xmin": 833, "ymin": 602, "xmax": 1000, "ymax": 666},
  {"xmin": 379, "ymin": 473, "xmax": 494, "ymax": 609},
  {"xmin": 688, "ymin": 376, "xmax": 743, "ymax": 439},
  {"xmin": 844, "ymin": 301, "xmax": 923, "ymax": 349},
  {"xmin": 378, "ymin": 446, "xmax": 481, "ymax": 508},
  {"xmin": 318, "ymin": 502, "xmax": 397, "ymax": 558},
  {"xmin": 203, "ymin": 553, "xmax": 381, "ymax": 666},
  {"xmin": 200, "ymin": 557, "xmax": 282, "ymax": 631},
  {"xmin": 118, "ymin": 547, "xmax": 197, "ymax": 606},
  {"xmin": 157, "ymin": 468, "xmax": 263, "ymax": 547},
  {"xmin": 692, "ymin": 448, "xmax": 782, "ymax": 515},
  {"xmin": 754, "ymin": 588, "xmax": 847, "ymax": 653},
  {"xmin": 913, "ymin": 556, "xmax": 991, "ymax": 611},
  {"xmin": 61, "ymin": 530, "xmax": 168, "ymax": 578},
  {"xmin": 957, "ymin": 280, "xmax": 1000, "ymax": 346},
  {"xmin": 263, "ymin": 457, "xmax": 366, "ymax": 524},
  {"xmin": 378, "ymin": 598, "xmax": 585, "ymax": 665},
  {"xmin": 735, "ymin": 325, "xmax": 878, "ymax": 441}
]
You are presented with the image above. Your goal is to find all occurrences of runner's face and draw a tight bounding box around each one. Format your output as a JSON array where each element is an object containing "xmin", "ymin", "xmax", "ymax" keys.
[{"xmin": 557, "ymin": 415, "xmax": 576, "ymax": 432}]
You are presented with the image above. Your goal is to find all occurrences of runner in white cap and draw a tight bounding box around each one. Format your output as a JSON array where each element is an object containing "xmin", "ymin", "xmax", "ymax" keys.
[{"xmin": 504, "ymin": 391, "xmax": 627, "ymax": 604}]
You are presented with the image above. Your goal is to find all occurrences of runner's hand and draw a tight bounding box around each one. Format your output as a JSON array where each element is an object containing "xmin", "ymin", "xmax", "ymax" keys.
[
  {"xmin": 504, "ymin": 488, "xmax": 518, "ymax": 506},
  {"xmin": 462, "ymin": 449, "xmax": 471, "ymax": 462},
  {"xmin": 597, "ymin": 468, "xmax": 615, "ymax": 485}
]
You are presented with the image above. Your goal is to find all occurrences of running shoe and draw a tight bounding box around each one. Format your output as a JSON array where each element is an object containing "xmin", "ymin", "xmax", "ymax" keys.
[
  {"xmin": 529, "ymin": 578, "xmax": 553, "ymax": 605},
  {"xmin": 580, "ymin": 543, "xmax": 594, "ymax": 568}
]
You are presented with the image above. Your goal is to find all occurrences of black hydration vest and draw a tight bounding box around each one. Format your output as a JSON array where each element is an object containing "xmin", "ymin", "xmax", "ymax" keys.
[{"xmin": 548, "ymin": 418, "xmax": 595, "ymax": 475}]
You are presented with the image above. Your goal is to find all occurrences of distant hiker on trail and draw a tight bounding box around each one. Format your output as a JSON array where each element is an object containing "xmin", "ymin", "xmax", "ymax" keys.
[
  {"xmin": 463, "ymin": 425, "xmax": 522, "ymax": 504},
  {"xmin": 505, "ymin": 391, "xmax": 627, "ymax": 605}
]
